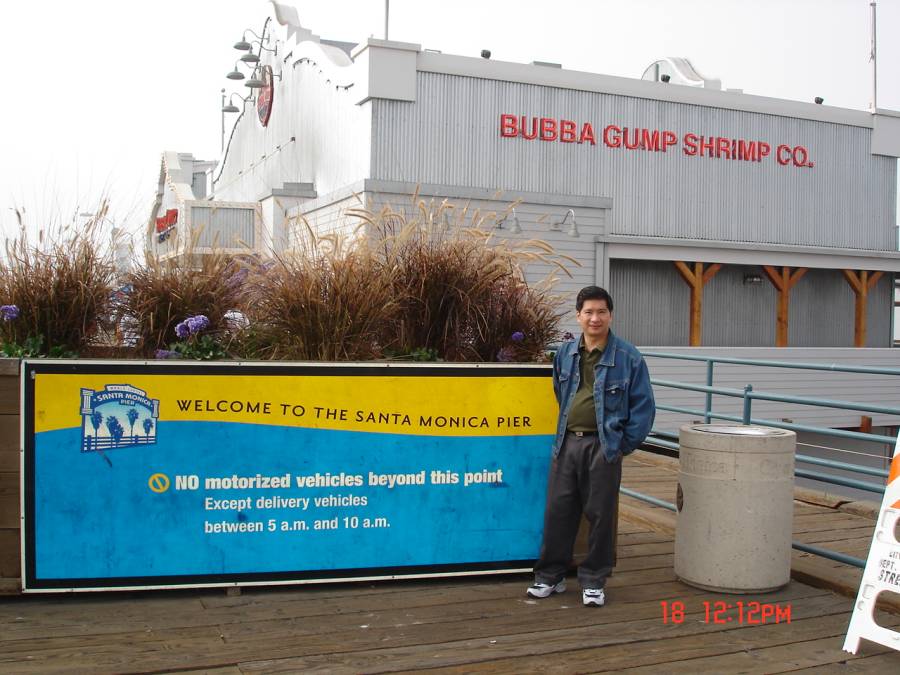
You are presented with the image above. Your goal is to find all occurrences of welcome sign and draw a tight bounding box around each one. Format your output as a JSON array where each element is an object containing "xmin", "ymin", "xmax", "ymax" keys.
[{"xmin": 22, "ymin": 361, "xmax": 555, "ymax": 591}]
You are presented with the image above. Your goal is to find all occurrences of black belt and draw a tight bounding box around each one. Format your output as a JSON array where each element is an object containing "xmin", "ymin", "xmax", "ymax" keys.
[{"xmin": 567, "ymin": 430, "xmax": 598, "ymax": 437}]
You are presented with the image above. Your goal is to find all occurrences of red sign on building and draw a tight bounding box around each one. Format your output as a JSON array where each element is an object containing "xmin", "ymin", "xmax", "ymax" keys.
[{"xmin": 257, "ymin": 66, "xmax": 274, "ymax": 128}]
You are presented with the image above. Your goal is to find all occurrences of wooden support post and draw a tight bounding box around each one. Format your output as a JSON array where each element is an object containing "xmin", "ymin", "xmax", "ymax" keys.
[
  {"xmin": 762, "ymin": 266, "xmax": 807, "ymax": 347},
  {"xmin": 859, "ymin": 415, "xmax": 873, "ymax": 434},
  {"xmin": 842, "ymin": 269, "xmax": 884, "ymax": 347},
  {"xmin": 674, "ymin": 261, "xmax": 722, "ymax": 346}
]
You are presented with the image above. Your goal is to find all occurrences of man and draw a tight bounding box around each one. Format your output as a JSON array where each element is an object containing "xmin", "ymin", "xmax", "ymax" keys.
[{"xmin": 528, "ymin": 286, "xmax": 655, "ymax": 607}]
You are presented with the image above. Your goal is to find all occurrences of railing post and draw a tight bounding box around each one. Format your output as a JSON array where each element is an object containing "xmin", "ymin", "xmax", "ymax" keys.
[
  {"xmin": 705, "ymin": 360, "xmax": 714, "ymax": 424},
  {"xmin": 742, "ymin": 384, "xmax": 753, "ymax": 425}
]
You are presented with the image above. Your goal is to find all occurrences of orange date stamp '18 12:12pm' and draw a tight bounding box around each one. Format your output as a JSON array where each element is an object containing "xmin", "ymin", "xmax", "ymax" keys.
[{"xmin": 660, "ymin": 600, "xmax": 792, "ymax": 625}]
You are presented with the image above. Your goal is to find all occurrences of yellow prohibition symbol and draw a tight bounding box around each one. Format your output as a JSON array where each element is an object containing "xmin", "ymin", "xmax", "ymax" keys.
[{"xmin": 148, "ymin": 473, "xmax": 171, "ymax": 493}]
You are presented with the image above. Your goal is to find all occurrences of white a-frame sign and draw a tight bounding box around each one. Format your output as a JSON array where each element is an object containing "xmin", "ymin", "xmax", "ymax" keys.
[{"xmin": 843, "ymin": 433, "xmax": 900, "ymax": 654}]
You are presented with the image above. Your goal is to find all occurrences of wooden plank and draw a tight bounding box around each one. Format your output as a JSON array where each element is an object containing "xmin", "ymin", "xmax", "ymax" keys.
[
  {"xmin": 0, "ymin": 471, "xmax": 19, "ymax": 529},
  {"xmin": 795, "ymin": 527, "xmax": 875, "ymax": 546},
  {"xmin": 0, "ymin": 578, "xmax": 20, "ymax": 594},
  {"xmin": 0, "ymin": 586, "xmax": 739, "ymax": 672},
  {"xmin": 0, "ymin": 414, "xmax": 19, "ymax": 472},
  {"xmin": 226, "ymin": 585, "xmax": 835, "ymax": 674},
  {"xmin": 413, "ymin": 599, "xmax": 865, "ymax": 675},
  {"xmin": 0, "ymin": 529, "xmax": 20, "ymax": 579},
  {"xmin": 614, "ymin": 631, "xmax": 900, "ymax": 673},
  {"xmin": 793, "ymin": 652, "xmax": 900, "ymax": 672},
  {"xmin": 841, "ymin": 500, "xmax": 881, "ymax": 519},
  {"xmin": 0, "ymin": 376, "xmax": 18, "ymax": 416}
]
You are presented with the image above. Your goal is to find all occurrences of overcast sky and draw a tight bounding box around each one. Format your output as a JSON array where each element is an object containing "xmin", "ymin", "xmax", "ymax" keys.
[{"xmin": 0, "ymin": 0, "xmax": 897, "ymax": 241}]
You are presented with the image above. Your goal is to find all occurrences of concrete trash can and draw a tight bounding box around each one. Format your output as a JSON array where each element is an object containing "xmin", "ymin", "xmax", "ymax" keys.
[{"xmin": 674, "ymin": 424, "xmax": 796, "ymax": 593}]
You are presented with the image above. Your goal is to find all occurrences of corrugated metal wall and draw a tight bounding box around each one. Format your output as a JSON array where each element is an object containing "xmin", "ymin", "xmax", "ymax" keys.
[
  {"xmin": 291, "ymin": 193, "xmax": 366, "ymax": 248},
  {"xmin": 371, "ymin": 73, "xmax": 896, "ymax": 250},
  {"xmin": 644, "ymin": 347, "xmax": 900, "ymax": 431},
  {"xmin": 611, "ymin": 260, "xmax": 892, "ymax": 347},
  {"xmin": 190, "ymin": 206, "xmax": 255, "ymax": 248}
]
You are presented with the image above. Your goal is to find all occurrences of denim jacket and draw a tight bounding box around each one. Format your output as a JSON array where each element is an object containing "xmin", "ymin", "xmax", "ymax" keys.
[{"xmin": 552, "ymin": 331, "xmax": 656, "ymax": 462}]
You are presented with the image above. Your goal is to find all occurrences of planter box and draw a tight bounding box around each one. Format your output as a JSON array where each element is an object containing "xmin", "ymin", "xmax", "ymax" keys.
[{"xmin": 0, "ymin": 358, "xmax": 20, "ymax": 593}]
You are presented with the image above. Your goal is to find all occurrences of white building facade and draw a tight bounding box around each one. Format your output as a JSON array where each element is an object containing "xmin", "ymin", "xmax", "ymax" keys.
[{"xmin": 148, "ymin": 0, "xmax": 900, "ymax": 349}]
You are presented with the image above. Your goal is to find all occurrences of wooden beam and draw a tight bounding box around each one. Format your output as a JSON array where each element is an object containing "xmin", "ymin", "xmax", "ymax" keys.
[
  {"xmin": 843, "ymin": 269, "xmax": 880, "ymax": 347},
  {"xmin": 702, "ymin": 263, "xmax": 723, "ymax": 285},
  {"xmin": 673, "ymin": 260, "xmax": 696, "ymax": 286},
  {"xmin": 787, "ymin": 267, "xmax": 807, "ymax": 289},
  {"xmin": 762, "ymin": 266, "xmax": 806, "ymax": 347},
  {"xmin": 842, "ymin": 269, "xmax": 862, "ymax": 294},
  {"xmin": 859, "ymin": 416, "xmax": 873, "ymax": 434},
  {"xmin": 673, "ymin": 261, "xmax": 722, "ymax": 347},
  {"xmin": 762, "ymin": 265, "xmax": 784, "ymax": 292},
  {"xmin": 867, "ymin": 271, "xmax": 884, "ymax": 289}
]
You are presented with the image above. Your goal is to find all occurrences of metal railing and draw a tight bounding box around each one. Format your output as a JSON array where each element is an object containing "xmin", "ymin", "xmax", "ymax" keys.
[{"xmin": 630, "ymin": 351, "xmax": 900, "ymax": 569}]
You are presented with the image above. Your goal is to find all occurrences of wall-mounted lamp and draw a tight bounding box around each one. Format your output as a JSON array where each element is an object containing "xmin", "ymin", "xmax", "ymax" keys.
[
  {"xmin": 742, "ymin": 273, "xmax": 763, "ymax": 285},
  {"xmin": 481, "ymin": 49, "xmax": 491, "ymax": 59},
  {"xmin": 222, "ymin": 91, "xmax": 249, "ymax": 114},
  {"xmin": 234, "ymin": 29, "xmax": 264, "ymax": 51},
  {"xmin": 226, "ymin": 61, "xmax": 248, "ymax": 80},
  {"xmin": 814, "ymin": 96, "xmax": 824, "ymax": 105},
  {"xmin": 496, "ymin": 209, "xmax": 521, "ymax": 234},
  {"xmin": 244, "ymin": 67, "xmax": 265, "ymax": 89},
  {"xmin": 660, "ymin": 74, "xmax": 671, "ymax": 83},
  {"xmin": 551, "ymin": 209, "xmax": 579, "ymax": 237},
  {"xmin": 221, "ymin": 89, "xmax": 252, "ymax": 151},
  {"xmin": 239, "ymin": 39, "xmax": 278, "ymax": 64}
]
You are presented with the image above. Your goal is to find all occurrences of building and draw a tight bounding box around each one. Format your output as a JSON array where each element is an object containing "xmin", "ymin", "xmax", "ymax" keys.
[{"xmin": 148, "ymin": 0, "xmax": 900, "ymax": 349}]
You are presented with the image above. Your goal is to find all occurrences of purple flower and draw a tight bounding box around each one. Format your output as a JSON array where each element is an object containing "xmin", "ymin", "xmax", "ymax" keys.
[
  {"xmin": 563, "ymin": 331, "xmax": 575, "ymax": 341},
  {"xmin": 174, "ymin": 321, "xmax": 190, "ymax": 339},
  {"xmin": 511, "ymin": 331, "xmax": 525, "ymax": 343},
  {"xmin": 155, "ymin": 349, "xmax": 181, "ymax": 359},
  {"xmin": 186, "ymin": 315, "xmax": 210, "ymax": 334},
  {"xmin": 0, "ymin": 305, "xmax": 19, "ymax": 321},
  {"xmin": 497, "ymin": 346, "xmax": 516, "ymax": 362}
]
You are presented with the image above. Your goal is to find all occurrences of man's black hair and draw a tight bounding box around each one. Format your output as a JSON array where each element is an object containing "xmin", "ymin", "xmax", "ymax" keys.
[{"xmin": 576, "ymin": 286, "xmax": 614, "ymax": 312}]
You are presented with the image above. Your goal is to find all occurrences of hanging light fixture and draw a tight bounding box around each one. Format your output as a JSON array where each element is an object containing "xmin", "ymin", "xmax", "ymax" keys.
[
  {"xmin": 244, "ymin": 67, "xmax": 265, "ymax": 89},
  {"xmin": 226, "ymin": 61, "xmax": 246, "ymax": 80}
]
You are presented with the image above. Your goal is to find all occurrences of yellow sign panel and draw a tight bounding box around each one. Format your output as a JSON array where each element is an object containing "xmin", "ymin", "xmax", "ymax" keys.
[{"xmin": 34, "ymin": 371, "xmax": 556, "ymax": 437}]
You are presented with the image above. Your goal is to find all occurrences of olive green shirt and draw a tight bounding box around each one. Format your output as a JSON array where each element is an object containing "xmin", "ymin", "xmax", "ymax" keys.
[{"xmin": 566, "ymin": 336, "xmax": 603, "ymax": 432}]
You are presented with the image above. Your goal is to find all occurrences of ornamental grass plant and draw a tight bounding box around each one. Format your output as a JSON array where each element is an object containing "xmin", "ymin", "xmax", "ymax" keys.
[
  {"xmin": 0, "ymin": 211, "xmax": 116, "ymax": 356},
  {"xmin": 355, "ymin": 198, "xmax": 572, "ymax": 362},
  {"xmin": 119, "ymin": 249, "xmax": 250, "ymax": 356},
  {"xmin": 236, "ymin": 200, "xmax": 571, "ymax": 362},
  {"xmin": 238, "ymin": 231, "xmax": 399, "ymax": 361}
]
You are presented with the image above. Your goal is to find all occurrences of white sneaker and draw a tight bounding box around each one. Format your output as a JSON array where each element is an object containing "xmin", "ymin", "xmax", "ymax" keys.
[
  {"xmin": 582, "ymin": 588, "xmax": 605, "ymax": 607},
  {"xmin": 526, "ymin": 580, "xmax": 566, "ymax": 598}
]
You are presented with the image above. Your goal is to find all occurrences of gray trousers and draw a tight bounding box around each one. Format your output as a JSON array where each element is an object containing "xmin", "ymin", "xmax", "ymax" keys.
[{"xmin": 533, "ymin": 432, "xmax": 622, "ymax": 589}]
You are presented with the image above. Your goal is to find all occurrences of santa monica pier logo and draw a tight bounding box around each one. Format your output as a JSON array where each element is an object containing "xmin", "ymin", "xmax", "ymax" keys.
[{"xmin": 79, "ymin": 385, "xmax": 160, "ymax": 453}]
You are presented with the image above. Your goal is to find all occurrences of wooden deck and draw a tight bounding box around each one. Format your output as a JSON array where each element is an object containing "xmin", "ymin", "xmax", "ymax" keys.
[{"xmin": 1, "ymin": 451, "xmax": 898, "ymax": 673}]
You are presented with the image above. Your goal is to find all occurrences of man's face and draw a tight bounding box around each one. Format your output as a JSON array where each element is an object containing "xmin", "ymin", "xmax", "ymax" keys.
[{"xmin": 577, "ymin": 298, "xmax": 612, "ymax": 342}]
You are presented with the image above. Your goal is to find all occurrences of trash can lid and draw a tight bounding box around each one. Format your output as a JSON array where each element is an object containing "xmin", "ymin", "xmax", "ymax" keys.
[{"xmin": 689, "ymin": 424, "xmax": 789, "ymax": 436}]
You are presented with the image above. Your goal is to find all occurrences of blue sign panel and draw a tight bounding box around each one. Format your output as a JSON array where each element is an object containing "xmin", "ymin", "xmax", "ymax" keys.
[{"xmin": 23, "ymin": 361, "xmax": 555, "ymax": 591}]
